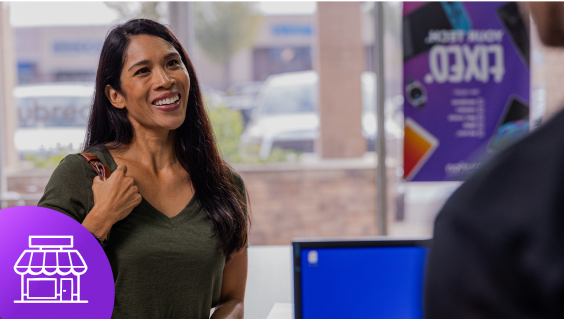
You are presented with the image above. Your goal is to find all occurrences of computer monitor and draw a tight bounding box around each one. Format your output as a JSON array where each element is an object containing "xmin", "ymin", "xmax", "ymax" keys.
[{"xmin": 292, "ymin": 238, "xmax": 431, "ymax": 319}]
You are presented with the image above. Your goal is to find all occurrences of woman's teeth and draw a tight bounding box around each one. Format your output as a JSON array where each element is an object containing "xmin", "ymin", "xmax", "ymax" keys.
[{"xmin": 154, "ymin": 94, "xmax": 180, "ymax": 106}]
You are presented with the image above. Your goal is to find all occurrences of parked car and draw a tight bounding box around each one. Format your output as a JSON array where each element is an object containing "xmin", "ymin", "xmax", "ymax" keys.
[
  {"xmin": 225, "ymin": 81, "xmax": 263, "ymax": 98},
  {"xmin": 13, "ymin": 82, "xmax": 94, "ymax": 156},
  {"xmin": 239, "ymin": 71, "xmax": 402, "ymax": 159},
  {"xmin": 224, "ymin": 81, "xmax": 263, "ymax": 127}
]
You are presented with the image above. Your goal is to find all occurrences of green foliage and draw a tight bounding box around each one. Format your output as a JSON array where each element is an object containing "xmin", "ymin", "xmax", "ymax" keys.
[
  {"xmin": 208, "ymin": 106, "xmax": 301, "ymax": 164},
  {"xmin": 238, "ymin": 144, "xmax": 301, "ymax": 164},
  {"xmin": 23, "ymin": 151, "xmax": 69, "ymax": 169},
  {"xmin": 104, "ymin": 2, "xmax": 167, "ymax": 22},
  {"xmin": 22, "ymin": 106, "xmax": 298, "ymax": 168},
  {"xmin": 194, "ymin": 3, "xmax": 261, "ymax": 65},
  {"xmin": 208, "ymin": 106, "xmax": 244, "ymax": 163}
]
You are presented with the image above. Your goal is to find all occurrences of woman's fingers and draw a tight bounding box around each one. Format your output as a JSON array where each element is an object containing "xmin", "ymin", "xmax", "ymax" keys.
[
  {"xmin": 125, "ymin": 176, "xmax": 135, "ymax": 187},
  {"xmin": 91, "ymin": 163, "xmax": 141, "ymax": 223},
  {"xmin": 132, "ymin": 193, "xmax": 143, "ymax": 207}
]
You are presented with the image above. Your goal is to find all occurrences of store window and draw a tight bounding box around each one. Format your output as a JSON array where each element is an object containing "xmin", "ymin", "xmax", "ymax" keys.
[
  {"xmin": 3, "ymin": 2, "xmax": 523, "ymax": 318},
  {"xmin": 2, "ymin": 1, "xmax": 386, "ymax": 238},
  {"xmin": 252, "ymin": 46, "xmax": 312, "ymax": 81}
]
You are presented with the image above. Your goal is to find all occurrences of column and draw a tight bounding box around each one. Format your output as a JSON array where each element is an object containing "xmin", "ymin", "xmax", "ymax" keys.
[{"xmin": 315, "ymin": 2, "xmax": 365, "ymax": 158}]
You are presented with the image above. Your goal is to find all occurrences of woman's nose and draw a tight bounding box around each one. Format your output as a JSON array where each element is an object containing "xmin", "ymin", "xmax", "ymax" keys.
[{"xmin": 153, "ymin": 67, "xmax": 174, "ymax": 88}]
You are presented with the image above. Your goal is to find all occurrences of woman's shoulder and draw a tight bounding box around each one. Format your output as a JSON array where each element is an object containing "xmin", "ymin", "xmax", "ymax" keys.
[
  {"xmin": 53, "ymin": 150, "xmax": 112, "ymax": 184},
  {"xmin": 38, "ymin": 153, "xmax": 96, "ymax": 222},
  {"xmin": 57, "ymin": 150, "xmax": 108, "ymax": 174},
  {"xmin": 56, "ymin": 153, "xmax": 91, "ymax": 176},
  {"xmin": 83, "ymin": 146, "xmax": 113, "ymax": 167},
  {"xmin": 225, "ymin": 164, "xmax": 245, "ymax": 191},
  {"xmin": 43, "ymin": 154, "xmax": 95, "ymax": 198}
]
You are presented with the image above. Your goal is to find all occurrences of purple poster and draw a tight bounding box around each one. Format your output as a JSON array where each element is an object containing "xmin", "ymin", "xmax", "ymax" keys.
[{"xmin": 403, "ymin": 2, "xmax": 530, "ymax": 181}]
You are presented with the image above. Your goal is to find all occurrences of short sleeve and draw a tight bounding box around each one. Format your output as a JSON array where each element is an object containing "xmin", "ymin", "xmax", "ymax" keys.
[{"xmin": 38, "ymin": 154, "xmax": 92, "ymax": 223}]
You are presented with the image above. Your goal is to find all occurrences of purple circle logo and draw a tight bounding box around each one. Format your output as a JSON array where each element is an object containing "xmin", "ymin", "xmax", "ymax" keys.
[{"xmin": 0, "ymin": 206, "xmax": 114, "ymax": 319}]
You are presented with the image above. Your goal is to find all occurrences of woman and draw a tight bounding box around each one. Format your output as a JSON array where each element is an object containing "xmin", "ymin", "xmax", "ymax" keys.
[{"xmin": 38, "ymin": 19, "xmax": 249, "ymax": 319}]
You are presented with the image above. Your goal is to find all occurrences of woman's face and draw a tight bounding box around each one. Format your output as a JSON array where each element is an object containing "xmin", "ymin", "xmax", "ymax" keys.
[{"xmin": 107, "ymin": 34, "xmax": 190, "ymax": 132}]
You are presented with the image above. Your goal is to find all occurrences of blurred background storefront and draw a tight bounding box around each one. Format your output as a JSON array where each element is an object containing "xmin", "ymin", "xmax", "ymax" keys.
[
  {"xmin": 3, "ymin": 1, "xmax": 562, "ymax": 241},
  {"xmin": 2, "ymin": 2, "xmax": 403, "ymax": 244},
  {"xmin": 11, "ymin": 5, "xmax": 376, "ymax": 87},
  {"xmin": 2, "ymin": 1, "xmax": 562, "ymax": 244},
  {"xmin": 1, "ymin": 2, "xmax": 563, "ymax": 318}
]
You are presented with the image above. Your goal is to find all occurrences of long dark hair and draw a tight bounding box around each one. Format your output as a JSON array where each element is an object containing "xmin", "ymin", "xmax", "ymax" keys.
[{"xmin": 84, "ymin": 19, "xmax": 249, "ymax": 260}]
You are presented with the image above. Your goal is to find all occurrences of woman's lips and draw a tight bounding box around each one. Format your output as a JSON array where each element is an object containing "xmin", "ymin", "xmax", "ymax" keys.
[
  {"xmin": 153, "ymin": 95, "xmax": 181, "ymax": 112},
  {"xmin": 152, "ymin": 91, "xmax": 180, "ymax": 104}
]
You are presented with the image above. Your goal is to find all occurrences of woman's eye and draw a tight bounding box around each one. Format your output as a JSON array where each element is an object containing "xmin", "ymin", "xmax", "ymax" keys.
[
  {"xmin": 167, "ymin": 59, "xmax": 181, "ymax": 67},
  {"xmin": 134, "ymin": 67, "xmax": 149, "ymax": 76}
]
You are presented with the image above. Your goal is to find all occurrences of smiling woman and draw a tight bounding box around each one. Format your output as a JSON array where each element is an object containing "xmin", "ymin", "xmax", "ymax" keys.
[{"xmin": 38, "ymin": 19, "xmax": 249, "ymax": 319}]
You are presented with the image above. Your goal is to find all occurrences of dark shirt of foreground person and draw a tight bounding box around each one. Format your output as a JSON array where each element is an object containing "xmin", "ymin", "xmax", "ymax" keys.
[
  {"xmin": 424, "ymin": 4, "xmax": 564, "ymax": 315},
  {"xmin": 425, "ymin": 107, "xmax": 564, "ymax": 318}
]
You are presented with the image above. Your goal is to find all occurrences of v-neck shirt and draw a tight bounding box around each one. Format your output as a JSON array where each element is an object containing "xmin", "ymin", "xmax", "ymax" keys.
[{"xmin": 38, "ymin": 148, "xmax": 245, "ymax": 319}]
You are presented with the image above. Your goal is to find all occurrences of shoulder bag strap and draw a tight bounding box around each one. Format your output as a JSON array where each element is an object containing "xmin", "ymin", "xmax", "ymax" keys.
[{"xmin": 77, "ymin": 153, "xmax": 112, "ymax": 181}]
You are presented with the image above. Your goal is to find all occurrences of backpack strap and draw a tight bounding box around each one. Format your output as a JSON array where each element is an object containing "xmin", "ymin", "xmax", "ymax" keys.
[{"xmin": 77, "ymin": 153, "xmax": 111, "ymax": 181}]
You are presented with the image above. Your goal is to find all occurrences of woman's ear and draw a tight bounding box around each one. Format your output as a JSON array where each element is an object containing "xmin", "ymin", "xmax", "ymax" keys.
[{"xmin": 105, "ymin": 85, "xmax": 126, "ymax": 109}]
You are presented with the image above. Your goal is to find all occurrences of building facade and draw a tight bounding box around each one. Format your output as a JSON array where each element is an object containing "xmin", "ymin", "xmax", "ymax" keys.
[{"xmin": 14, "ymin": 12, "xmax": 375, "ymax": 89}]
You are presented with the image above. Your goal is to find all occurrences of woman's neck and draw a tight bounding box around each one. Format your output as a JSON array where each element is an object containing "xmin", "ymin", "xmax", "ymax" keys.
[{"xmin": 111, "ymin": 125, "xmax": 178, "ymax": 173}]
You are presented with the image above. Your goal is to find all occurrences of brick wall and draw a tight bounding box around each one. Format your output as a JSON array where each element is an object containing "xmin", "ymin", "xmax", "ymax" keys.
[
  {"xmin": 236, "ymin": 159, "xmax": 385, "ymax": 245},
  {"xmin": 7, "ymin": 160, "xmax": 391, "ymax": 246},
  {"xmin": 6, "ymin": 169, "xmax": 51, "ymax": 206}
]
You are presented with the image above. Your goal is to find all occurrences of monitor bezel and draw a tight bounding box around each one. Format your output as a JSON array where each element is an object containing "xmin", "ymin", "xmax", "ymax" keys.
[{"xmin": 292, "ymin": 237, "xmax": 432, "ymax": 319}]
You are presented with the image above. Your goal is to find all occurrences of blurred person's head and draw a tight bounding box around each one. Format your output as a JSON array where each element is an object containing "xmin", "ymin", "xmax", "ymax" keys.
[
  {"xmin": 84, "ymin": 19, "xmax": 248, "ymax": 259},
  {"xmin": 529, "ymin": 2, "xmax": 564, "ymax": 47}
]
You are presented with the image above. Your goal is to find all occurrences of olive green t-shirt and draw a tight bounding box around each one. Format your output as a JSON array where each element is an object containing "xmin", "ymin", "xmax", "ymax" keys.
[{"xmin": 38, "ymin": 149, "xmax": 246, "ymax": 319}]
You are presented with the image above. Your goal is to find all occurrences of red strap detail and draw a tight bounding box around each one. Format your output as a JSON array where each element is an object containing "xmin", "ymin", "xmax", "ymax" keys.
[
  {"xmin": 78, "ymin": 153, "xmax": 99, "ymax": 163},
  {"xmin": 77, "ymin": 153, "xmax": 112, "ymax": 181}
]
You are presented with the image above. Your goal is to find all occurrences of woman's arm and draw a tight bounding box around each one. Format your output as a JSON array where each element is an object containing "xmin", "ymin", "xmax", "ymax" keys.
[{"xmin": 211, "ymin": 248, "xmax": 248, "ymax": 319}]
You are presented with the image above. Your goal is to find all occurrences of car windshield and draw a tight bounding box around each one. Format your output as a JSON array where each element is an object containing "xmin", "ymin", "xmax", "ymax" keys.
[
  {"xmin": 17, "ymin": 96, "xmax": 91, "ymax": 128},
  {"xmin": 261, "ymin": 83, "xmax": 317, "ymax": 115},
  {"xmin": 362, "ymin": 75, "xmax": 376, "ymax": 112},
  {"xmin": 259, "ymin": 75, "xmax": 374, "ymax": 116}
]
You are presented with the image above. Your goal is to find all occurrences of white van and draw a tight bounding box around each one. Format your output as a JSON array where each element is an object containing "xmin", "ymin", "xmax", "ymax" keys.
[
  {"xmin": 13, "ymin": 82, "xmax": 94, "ymax": 156},
  {"xmin": 239, "ymin": 71, "xmax": 402, "ymax": 159}
]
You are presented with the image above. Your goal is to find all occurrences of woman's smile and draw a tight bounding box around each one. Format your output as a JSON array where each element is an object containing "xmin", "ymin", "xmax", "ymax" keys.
[{"xmin": 152, "ymin": 91, "xmax": 181, "ymax": 112}]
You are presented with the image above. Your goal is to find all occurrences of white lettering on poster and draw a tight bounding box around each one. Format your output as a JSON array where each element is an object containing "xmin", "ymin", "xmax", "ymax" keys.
[
  {"xmin": 447, "ymin": 94, "xmax": 485, "ymax": 139},
  {"xmin": 426, "ymin": 44, "xmax": 505, "ymax": 84},
  {"xmin": 445, "ymin": 161, "xmax": 481, "ymax": 177},
  {"xmin": 423, "ymin": 29, "xmax": 505, "ymax": 84}
]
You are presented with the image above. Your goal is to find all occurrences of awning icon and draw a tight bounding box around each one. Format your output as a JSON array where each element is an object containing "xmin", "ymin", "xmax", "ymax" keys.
[{"xmin": 14, "ymin": 250, "xmax": 87, "ymax": 276}]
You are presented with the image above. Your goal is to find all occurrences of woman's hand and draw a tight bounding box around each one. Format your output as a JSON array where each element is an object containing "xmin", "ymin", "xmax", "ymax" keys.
[{"xmin": 82, "ymin": 164, "xmax": 142, "ymax": 240}]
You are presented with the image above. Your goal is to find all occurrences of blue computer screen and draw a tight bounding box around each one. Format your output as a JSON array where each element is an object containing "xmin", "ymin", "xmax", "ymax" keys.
[{"xmin": 300, "ymin": 246, "xmax": 428, "ymax": 319}]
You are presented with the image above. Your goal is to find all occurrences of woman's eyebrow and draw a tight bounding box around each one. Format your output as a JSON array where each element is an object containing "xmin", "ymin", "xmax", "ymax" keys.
[
  {"xmin": 128, "ymin": 59, "xmax": 149, "ymax": 72},
  {"xmin": 164, "ymin": 52, "xmax": 180, "ymax": 59}
]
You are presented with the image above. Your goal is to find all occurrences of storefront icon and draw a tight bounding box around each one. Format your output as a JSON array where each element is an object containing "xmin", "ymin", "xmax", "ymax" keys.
[{"xmin": 13, "ymin": 236, "xmax": 88, "ymax": 303}]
